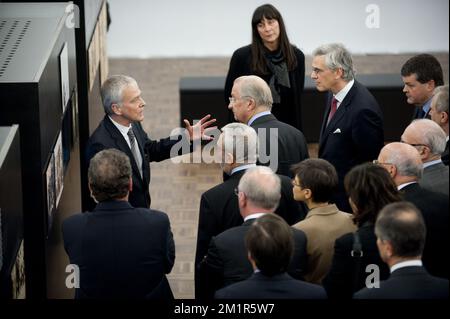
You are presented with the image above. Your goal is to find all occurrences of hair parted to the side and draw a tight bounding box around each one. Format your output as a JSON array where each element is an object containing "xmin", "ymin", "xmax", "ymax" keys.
[{"xmin": 101, "ymin": 75, "xmax": 138, "ymax": 115}]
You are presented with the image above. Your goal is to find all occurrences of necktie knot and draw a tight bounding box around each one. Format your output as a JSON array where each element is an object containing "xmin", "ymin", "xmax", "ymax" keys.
[{"xmin": 327, "ymin": 97, "xmax": 338, "ymax": 125}]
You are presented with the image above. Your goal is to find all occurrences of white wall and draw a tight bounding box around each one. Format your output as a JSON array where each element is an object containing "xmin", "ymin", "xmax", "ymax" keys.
[{"xmin": 107, "ymin": 0, "xmax": 449, "ymax": 58}]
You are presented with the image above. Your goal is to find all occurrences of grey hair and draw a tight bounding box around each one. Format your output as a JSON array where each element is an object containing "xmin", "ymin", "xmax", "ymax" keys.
[
  {"xmin": 88, "ymin": 149, "xmax": 132, "ymax": 202},
  {"xmin": 101, "ymin": 75, "xmax": 138, "ymax": 115},
  {"xmin": 221, "ymin": 122, "xmax": 258, "ymax": 164},
  {"xmin": 235, "ymin": 75, "xmax": 273, "ymax": 109},
  {"xmin": 383, "ymin": 144, "xmax": 423, "ymax": 179},
  {"xmin": 410, "ymin": 119, "xmax": 447, "ymax": 154},
  {"xmin": 313, "ymin": 43, "xmax": 355, "ymax": 81},
  {"xmin": 238, "ymin": 166, "xmax": 281, "ymax": 210},
  {"xmin": 433, "ymin": 85, "xmax": 449, "ymax": 113}
]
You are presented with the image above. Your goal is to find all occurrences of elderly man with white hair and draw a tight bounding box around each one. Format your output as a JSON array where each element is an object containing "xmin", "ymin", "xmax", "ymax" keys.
[
  {"xmin": 401, "ymin": 119, "xmax": 449, "ymax": 196},
  {"xmin": 429, "ymin": 85, "xmax": 449, "ymax": 165},
  {"xmin": 376, "ymin": 142, "xmax": 449, "ymax": 279}
]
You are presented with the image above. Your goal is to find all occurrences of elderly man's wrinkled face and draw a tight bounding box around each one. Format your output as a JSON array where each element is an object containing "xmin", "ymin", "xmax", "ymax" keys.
[
  {"xmin": 113, "ymin": 83, "xmax": 146, "ymax": 125},
  {"xmin": 228, "ymin": 83, "xmax": 251, "ymax": 123}
]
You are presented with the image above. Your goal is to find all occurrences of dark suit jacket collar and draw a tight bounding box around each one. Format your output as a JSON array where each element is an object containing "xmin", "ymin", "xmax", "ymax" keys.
[
  {"xmin": 249, "ymin": 113, "xmax": 277, "ymax": 126},
  {"xmin": 250, "ymin": 272, "xmax": 292, "ymax": 281},
  {"xmin": 93, "ymin": 200, "xmax": 134, "ymax": 213},
  {"xmin": 103, "ymin": 116, "xmax": 144, "ymax": 182},
  {"xmin": 400, "ymin": 182, "xmax": 420, "ymax": 192},
  {"xmin": 320, "ymin": 80, "xmax": 359, "ymax": 139},
  {"xmin": 390, "ymin": 265, "xmax": 428, "ymax": 278}
]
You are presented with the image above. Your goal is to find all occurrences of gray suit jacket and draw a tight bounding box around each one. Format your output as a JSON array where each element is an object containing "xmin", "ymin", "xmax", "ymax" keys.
[{"xmin": 420, "ymin": 162, "xmax": 449, "ymax": 196}]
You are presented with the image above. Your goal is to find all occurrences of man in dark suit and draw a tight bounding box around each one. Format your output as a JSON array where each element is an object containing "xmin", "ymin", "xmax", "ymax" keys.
[
  {"xmin": 86, "ymin": 75, "xmax": 215, "ymax": 209},
  {"xmin": 354, "ymin": 202, "xmax": 448, "ymax": 299},
  {"xmin": 429, "ymin": 85, "xmax": 449, "ymax": 165},
  {"xmin": 377, "ymin": 142, "xmax": 449, "ymax": 279},
  {"xmin": 214, "ymin": 213, "xmax": 325, "ymax": 299},
  {"xmin": 195, "ymin": 123, "xmax": 306, "ymax": 297},
  {"xmin": 198, "ymin": 167, "xmax": 309, "ymax": 299},
  {"xmin": 228, "ymin": 75, "xmax": 309, "ymax": 178},
  {"xmin": 62, "ymin": 149, "xmax": 175, "ymax": 299},
  {"xmin": 311, "ymin": 43, "xmax": 384, "ymax": 212},
  {"xmin": 401, "ymin": 119, "xmax": 448, "ymax": 196},
  {"xmin": 401, "ymin": 54, "xmax": 444, "ymax": 120}
]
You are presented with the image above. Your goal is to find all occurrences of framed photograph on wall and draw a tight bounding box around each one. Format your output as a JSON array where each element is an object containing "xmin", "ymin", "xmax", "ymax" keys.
[
  {"xmin": 59, "ymin": 42, "xmax": 70, "ymax": 114},
  {"xmin": 54, "ymin": 132, "xmax": 64, "ymax": 208},
  {"xmin": 46, "ymin": 153, "xmax": 55, "ymax": 227}
]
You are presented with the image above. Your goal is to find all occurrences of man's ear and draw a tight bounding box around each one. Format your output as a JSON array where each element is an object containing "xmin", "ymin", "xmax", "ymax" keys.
[
  {"xmin": 225, "ymin": 152, "xmax": 234, "ymax": 164},
  {"xmin": 128, "ymin": 177, "xmax": 133, "ymax": 192},
  {"xmin": 334, "ymin": 67, "xmax": 344, "ymax": 80},
  {"xmin": 111, "ymin": 103, "xmax": 122, "ymax": 115},
  {"xmin": 389, "ymin": 164, "xmax": 397, "ymax": 179},
  {"xmin": 441, "ymin": 111, "xmax": 449, "ymax": 125},
  {"xmin": 303, "ymin": 188, "xmax": 312, "ymax": 200}
]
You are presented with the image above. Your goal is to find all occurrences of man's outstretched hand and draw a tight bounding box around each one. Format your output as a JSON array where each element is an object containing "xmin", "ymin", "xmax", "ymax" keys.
[{"xmin": 183, "ymin": 114, "xmax": 217, "ymax": 141}]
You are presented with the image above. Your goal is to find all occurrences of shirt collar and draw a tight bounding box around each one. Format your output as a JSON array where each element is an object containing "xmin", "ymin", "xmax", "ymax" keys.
[
  {"xmin": 390, "ymin": 260, "xmax": 422, "ymax": 273},
  {"xmin": 244, "ymin": 212, "xmax": 267, "ymax": 222},
  {"xmin": 334, "ymin": 79, "xmax": 355, "ymax": 105},
  {"xmin": 423, "ymin": 159, "xmax": 443, "ymax": 169},
  {"xmin": 109, "ymin": 116, "xmax": 131, "ymax": 135},
  {"xmin": 230, "ymin": 163, "xmax": 256, "ymax": 176},
  {"xmin": 247, "ymin": 111, "xmax": 272, "ymax": 126},
  {"xmin": 397, "ymin": 181, "xmax": 417, "ymax": 190},
  {"xmin": 422, "ymin": 97, "xmax": 433, "ymax": 116}
]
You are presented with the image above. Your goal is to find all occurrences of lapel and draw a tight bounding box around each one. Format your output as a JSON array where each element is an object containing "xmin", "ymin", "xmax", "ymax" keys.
[
  {"xmin": 319, "ymin": 82, "xmax": 357, "ymax": 148},
  {"xmin": 251, "ymin": 113, "xmax": 277, "ymax": 127},
  {"xmin": 104, "ymin": 116, "xmax": 144, "ymax": 183}
]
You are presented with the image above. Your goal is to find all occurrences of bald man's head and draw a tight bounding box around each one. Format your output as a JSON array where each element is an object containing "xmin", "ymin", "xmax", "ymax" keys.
[
  {"xmin": 378, "ymin": 142, "xmax": 423, "ymax": 181},
  {"xmin": 401, "ymin": 119, "xmax": 447, "ymax": 162}
]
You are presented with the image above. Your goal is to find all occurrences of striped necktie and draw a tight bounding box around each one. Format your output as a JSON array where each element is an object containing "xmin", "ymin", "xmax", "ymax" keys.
[{"xmin": 127, "ymin": 128, "xmax": 143, "ymax": 178}]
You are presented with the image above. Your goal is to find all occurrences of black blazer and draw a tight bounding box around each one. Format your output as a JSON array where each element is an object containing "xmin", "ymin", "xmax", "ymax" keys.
[
  {"xmin": 354, "ymin": 266, "xmax": 449, "ymax": 299},
  {"xmin": 215, "ymin": 272, "xmax": 326, "ymax": 299},
  {"xmin": 86, "ymin": 115, "xmax": 182, "ymax": 208},
  {"xmin": 198, "ymin": 217, "xmax": 308, "ymax": 300},
  {"xmin": 62, "ymin": 200, "xmax": 175, "ymax": 299},
  {"xmin": 322, "ymin": 223, "xmax": 390, "ymax": 299},
  {"xmin": 250, "ymin": 113, "xmax": 309, "ymax": 178},
  {"xmin": 224, "ymin": 45, "xmax": 305, "ymax": 130},
  {"xmin": 401, "ymin": 183, "xmax": 449, "ymax": 279},
  {"xmin": 442, "ymin": 140, "xmax": 449, "ymax": 166},
  {"xmin": 195, "ymin": 168, "xmax": 305, "ymax": 268},
  {"xmin": 319, "ymin": 81, "xmax": 384, "ymax": 212}
]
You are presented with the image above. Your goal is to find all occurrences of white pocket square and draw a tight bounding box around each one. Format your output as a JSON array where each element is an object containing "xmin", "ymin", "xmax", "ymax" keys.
[{"xmin": 333, "ymin": 128, "xmax": 342, "ymax": 134}]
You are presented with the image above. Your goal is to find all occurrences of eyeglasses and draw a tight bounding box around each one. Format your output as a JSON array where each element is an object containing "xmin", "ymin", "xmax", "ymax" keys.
[
  {"xmin": 372, "ymin": 160, "xmax": 394, "ymax": 166},
  {"xmin": 228, "ymin": 96, "xmax": 251, "ymax": 104},
  {"xmin": 400, "ymin": 140, "xmax": 429, "ymax": 149}
]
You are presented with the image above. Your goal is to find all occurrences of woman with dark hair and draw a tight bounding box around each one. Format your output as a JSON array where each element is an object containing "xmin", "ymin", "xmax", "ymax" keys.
[
  {"xmin": 322, "ymin": 163, "xmax": 402, "ymax": 299},
  {"xmin": 224, "ymin": 3, "xmax": 305, "ymax": 130}
]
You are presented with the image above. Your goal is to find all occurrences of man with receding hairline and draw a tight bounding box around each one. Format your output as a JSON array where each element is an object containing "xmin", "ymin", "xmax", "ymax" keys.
[
  {"xmin": 376, "ymin": 142, "xmax": 449, "ymax": 279},
  {"xmin": 354, "ymin": 202, "xmax": 448, "ymax": 299}
]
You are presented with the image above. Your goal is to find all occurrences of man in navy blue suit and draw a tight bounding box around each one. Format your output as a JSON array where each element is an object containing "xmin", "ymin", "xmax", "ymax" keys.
[
  {"xmin": 62, "ymin": 149, "xmax": 175, "ymax": 299},
  {"xmin": 401, "ymin": 54, "xmax": 444, "ymax": 120},
  {"xmin": 86, "ymin": 75, "xmax": 215, "ymax": 209},
  {"xmin": 311, "ymin": 43, "xmax": 384, "ymax": 212},
  {"xmin": 215, "ymin": 213, "xmax": 325, "ymax": 299},
  {"xmin": 354, "ymin": 201, "xmax": 448, "ymax": 299}
]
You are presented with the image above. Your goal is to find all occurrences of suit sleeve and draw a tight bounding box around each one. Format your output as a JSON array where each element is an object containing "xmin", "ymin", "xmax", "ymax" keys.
[
  {"xmin": 164, "ymin": 215, "xmax": 176, "ymax": 274},
  {"xmin": 352, "ymin": 108, "xmax": 384, "ymax": 163},
  {"xmin": 322, "ymin": 234, "xmax": 355, "ymax": 299},
  {"xmin": 196, "ymin": 237, "xmax": 225, "ymax": 300},
  {"xmin": 195, "ymin": 194, "xmax": 218, "ymax": 266},
  {"xmin": 136, "ymin": 122, "xmax": 189, "ymax": 162}
]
